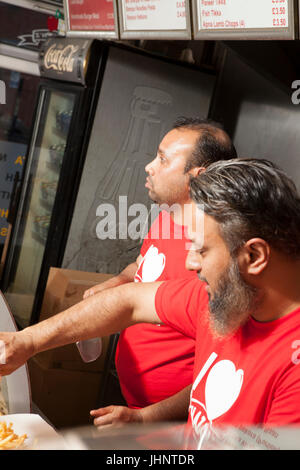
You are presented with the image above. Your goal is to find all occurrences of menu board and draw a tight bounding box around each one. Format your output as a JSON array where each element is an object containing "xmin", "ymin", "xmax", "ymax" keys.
[
  {"xmin": 119, "ymin": 0, "xmax": 192, "ymax": 39},
  {"xmin": 192, "ymin": 0, "xmax": 295, "ymax": 39},
  {"xmin": 64, "ymin": 0, "xmax": 119, "ymax": 38}
]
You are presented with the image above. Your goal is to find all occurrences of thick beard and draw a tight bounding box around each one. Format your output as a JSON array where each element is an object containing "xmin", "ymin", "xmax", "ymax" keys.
[{"xmin": 208, "ymin": 259, "xmax": 260, "ymax": 338}]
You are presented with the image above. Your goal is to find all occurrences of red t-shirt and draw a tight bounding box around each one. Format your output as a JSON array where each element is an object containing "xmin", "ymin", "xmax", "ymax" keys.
[
  {"xmin": 155, "ymin": 277, "xmax": 300, "ymax": 439},
  {"xmin": 115, "ymin": 211, "xmax": 197, "ymax": 408}
]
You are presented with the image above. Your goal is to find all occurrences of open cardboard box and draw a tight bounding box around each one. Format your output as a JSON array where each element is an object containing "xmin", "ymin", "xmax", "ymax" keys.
[{"xmin": 28, "ymin": 268, "xmax": 115, "ymax": 427}]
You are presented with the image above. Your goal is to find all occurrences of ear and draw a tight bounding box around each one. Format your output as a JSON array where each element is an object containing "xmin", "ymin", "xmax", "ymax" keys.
[
  {"xmin": 238, "ymin": 238, "xmax": 270, "ymax": 276},
  {"xmin": 188, "ymin": 166, "xmax": 206, "ymax": 177}
]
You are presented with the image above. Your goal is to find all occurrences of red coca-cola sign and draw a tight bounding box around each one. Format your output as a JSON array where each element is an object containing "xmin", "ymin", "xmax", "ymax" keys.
[{"xmin": 67, "ymin": 0, "xmax": 115, "ymax": 31}]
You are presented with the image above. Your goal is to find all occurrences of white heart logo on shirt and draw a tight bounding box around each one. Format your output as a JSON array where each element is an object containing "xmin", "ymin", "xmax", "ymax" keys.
[
  {"xmin": 141, "ymin": 245, "xmax": 166, "ymax": 282},
  {"xmin": 205, "ymin": 360, "xmax": 244, "ymax": 421}
]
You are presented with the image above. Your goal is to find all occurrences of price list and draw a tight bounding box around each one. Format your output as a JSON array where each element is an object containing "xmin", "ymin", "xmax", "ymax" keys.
[
  {"xmin": 197, "ymin": 0, "xmax": 289, "ymax": 31},
  {"xmin": 66, "ymin": 0, "xmax": 116, "ymax": 33},
  {"xmin": 120, "ymin": 0, "xmax": 188, "ymax": 32}
]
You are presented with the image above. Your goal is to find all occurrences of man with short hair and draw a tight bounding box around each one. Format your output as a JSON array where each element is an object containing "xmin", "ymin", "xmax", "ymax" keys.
[
  {"xmin": 83, "ymin": 117, "xmax": 236, "ymax": 418},
  {"xmin": 0, "ymin": 158, "xmax": 300, "ymax": 445}
]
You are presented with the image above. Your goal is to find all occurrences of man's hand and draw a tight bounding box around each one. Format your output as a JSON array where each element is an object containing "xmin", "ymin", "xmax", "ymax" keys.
[
  {"xmin": 83, "ymin": 257, "xmax": 142, "ymax": 299},
  {"xmin": 83, "ymin": 284, "xmax": 106, "ymax": 299},
  {"xmin": 90, "ymin": 385, "xmax": 192, "ymax": 429},
  {"xmin": 0, "ymin": 330, "xmax": 35, "ymax": 375},
  {"xmin": 90, "ymin": 406, "xmax": 143, "ymax": 428}
]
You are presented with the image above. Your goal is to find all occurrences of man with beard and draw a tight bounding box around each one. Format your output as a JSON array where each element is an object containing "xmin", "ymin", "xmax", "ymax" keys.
[{"xmin": 0, "ymin": 158, "xmax": 300, "ymax": 438}]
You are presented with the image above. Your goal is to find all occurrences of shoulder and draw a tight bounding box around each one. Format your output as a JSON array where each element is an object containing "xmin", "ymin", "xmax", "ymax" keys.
[{"xmin": 155, "ymin": 278, "xmax": 208, "ymax": 328}]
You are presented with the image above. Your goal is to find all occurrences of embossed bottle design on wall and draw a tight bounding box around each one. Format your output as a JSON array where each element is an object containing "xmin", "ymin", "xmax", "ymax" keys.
[{"xmin": 77, "ymin": 86, "xmax": 172, "ymax": 274}]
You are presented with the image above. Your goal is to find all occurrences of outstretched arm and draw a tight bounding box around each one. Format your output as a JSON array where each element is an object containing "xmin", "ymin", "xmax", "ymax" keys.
[{"xmin": 0, "ymin": 281, "xmax": 163, "ymax": 376}]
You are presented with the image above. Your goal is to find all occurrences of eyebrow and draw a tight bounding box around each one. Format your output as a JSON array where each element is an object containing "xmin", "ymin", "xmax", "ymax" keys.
[
  {"xmin": 157, "ymin": 147, "xmax": 166, "ymax": 157},
  {"xmin": 188, "ymin": 234, "xmax": 205, "ymax": 248}
]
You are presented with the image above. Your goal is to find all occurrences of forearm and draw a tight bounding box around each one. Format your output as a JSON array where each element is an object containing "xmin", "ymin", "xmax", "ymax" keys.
[
  {"xmin": 24, "ymin": 287, "xmax": 130, "ymax": 354},
  {"xmin": 84, "ymin": 262, "xmax": 139, "ymax": 298},
  {"xmin": 140, "ymin": 385, "xmax": 192, "ymax": 423},
  {"xmin": 100, "ymin": 263, "xmax": 138, "ymax": 289},
  {"xmin": 25, "ymin": 281, "xmax": 161, "ymax": 356},
  {"xmin": 0, "ymin": 281, "xmax": 162, "ymax": 376}
]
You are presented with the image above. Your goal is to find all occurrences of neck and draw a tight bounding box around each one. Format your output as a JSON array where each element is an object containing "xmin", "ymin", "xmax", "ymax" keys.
[
  {"xmin": 252, "ymin": 259, "xmax": 300, "ymax": 323},
  {"xmin": 167, "ymin": 201, "xmax": 189, "ymax": 226},
  {"xmin": 169, "ymin": 200, "xmax": 196, "ymax": 227},
  {"xmin": 170, "ymin": 205, "xmax": 185, "ymax": 226}
]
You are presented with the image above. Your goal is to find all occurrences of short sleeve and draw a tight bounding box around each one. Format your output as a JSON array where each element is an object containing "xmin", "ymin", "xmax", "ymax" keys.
[
  {"xmin": 155, "ymin": 278, "xmax": 208, "ymax": 339},
  {"xmin": 266, "ymin": 365, "xmax": 300, "ymax": 426}
]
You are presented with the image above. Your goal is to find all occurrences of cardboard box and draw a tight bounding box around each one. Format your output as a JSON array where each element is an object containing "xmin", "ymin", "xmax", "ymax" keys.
[
  {"xmin": 28, "ymin": 268, "xmax": 124, "ymax": 428},
  {"xmin": 38, "ymin": 268, "xmax": 114, "ymax": 373},
  {"xmin": 28, "ymin": 355, "xmax": 101, "ymax": 428}
]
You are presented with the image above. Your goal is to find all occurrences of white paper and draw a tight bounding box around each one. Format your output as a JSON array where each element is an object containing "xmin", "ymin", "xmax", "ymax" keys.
[{"xmin": 122, "ymin": 0, "xmax": 187, "ymax": 31}]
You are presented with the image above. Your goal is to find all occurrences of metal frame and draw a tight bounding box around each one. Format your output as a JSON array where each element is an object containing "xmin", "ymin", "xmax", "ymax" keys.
[
  {"xmin": 118, "ymin": 0, "xmax": 192, "ymax": 40},
  {"xmin": 0, "ymin": 88, "xmax": 46, "ymax": 298},
  {"xmin": 0, "ymin": 44, "xmax": 40, "ymax": 76},
  {"xmin": 30, "ymin": 57, "xmax": 107, "ymax": 326},
  {"xmin": 0, "ymin": 0, "xmax": 58, "ymax": 14},
  {"xmin": 0, "ymin": 291, "xmax": 31, "ymax": 413},
  {"xmin": 191, "ymin": 0, "xmax": 297, "ymax": 40},
  {"xmin": 63, "ymin": 0, "xmax": 119, "ymax": 39}
]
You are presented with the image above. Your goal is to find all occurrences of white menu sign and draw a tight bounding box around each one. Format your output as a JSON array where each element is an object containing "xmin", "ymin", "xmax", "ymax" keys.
[
  {"xmin": 193, "ymin": 0, "xmax": 294, "ymax": 39},
  {"xmin": 199, "ymin": 0, "xmax": 288, "ymax": 30},
  {"xmin": 120, "ymin": 0, "xmax": 190, "ymax": 38}
]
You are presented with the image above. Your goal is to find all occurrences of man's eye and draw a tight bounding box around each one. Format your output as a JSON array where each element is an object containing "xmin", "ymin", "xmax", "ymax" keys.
[{"xmin": 190, "ymin": 243, "xmax": 204, "ymax": 254}]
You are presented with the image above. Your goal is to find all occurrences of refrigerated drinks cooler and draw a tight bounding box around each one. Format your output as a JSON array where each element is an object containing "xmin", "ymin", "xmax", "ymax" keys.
[
  {"xmin": 0, "ymin": 38, "xmax": 104, "ymax": 328},
  {"xmin": 1, "ymin": 38, "xmax": 216, "ymax": 330}
]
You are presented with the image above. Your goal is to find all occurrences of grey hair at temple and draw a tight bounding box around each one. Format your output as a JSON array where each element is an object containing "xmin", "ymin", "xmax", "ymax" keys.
[{"xmin": 190, "ymin": 158, "xmax": 300, "ymax": 258}]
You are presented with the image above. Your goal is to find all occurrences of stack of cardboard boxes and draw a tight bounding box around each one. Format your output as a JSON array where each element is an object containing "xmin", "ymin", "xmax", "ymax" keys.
[{"xmin": 28, "ymin": 268, "xmax": 114, "ymax": 429}]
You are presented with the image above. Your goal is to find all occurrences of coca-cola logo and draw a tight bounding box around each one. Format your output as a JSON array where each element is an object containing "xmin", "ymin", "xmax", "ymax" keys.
[{"xmin": 44, "ymin": 44, "xmax": 80, "ymax": 73}]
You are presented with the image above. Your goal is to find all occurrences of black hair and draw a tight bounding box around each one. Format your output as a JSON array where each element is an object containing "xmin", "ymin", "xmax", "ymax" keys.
[{"xmin": 172, "ymin": 116, "xmax": 237, "ymax": 171}]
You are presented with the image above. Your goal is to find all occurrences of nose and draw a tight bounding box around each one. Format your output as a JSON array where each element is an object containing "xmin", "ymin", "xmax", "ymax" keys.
[
  {"xmin": 185, "ymin": 248, "xmax": 201, "ymax": 272},
  {"xmin": 145, "ymin": 157, "xmax": 156, "ymax": 175}
]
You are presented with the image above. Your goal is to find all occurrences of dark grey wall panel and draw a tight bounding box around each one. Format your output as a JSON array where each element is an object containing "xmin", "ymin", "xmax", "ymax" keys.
[
  {"xmin": 62, "ymin": 45, "xmax": 215, "ymax": 274},
  {"xmin": 212, "ymin": 48, "xmax": 300, "ymax": 189}
]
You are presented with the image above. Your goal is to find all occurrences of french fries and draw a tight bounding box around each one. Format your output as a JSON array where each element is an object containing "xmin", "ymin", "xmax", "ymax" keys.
[{"xmin": 0, "ymin": 421, "xmax": 27, "ymax": 450}]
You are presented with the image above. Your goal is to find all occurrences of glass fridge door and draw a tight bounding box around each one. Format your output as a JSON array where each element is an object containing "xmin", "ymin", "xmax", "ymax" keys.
[{"xmin": 3, "ymin": 88, "xmax": 76, "ymax": 328}]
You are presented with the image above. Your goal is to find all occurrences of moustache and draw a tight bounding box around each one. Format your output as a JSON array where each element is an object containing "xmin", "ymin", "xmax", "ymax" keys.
[
  {"xmin": 146, "ymin": 176, "xmax": 153, "ymax": 184},
  {"xmin": 197, "ymin": 273, "xmax": 208, "ymax": 284}
]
